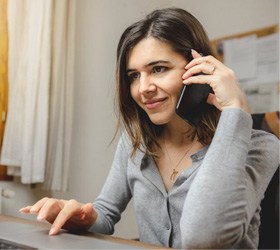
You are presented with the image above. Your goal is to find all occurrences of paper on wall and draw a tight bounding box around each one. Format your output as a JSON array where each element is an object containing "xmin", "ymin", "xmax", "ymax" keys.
[
  {"xmin": 223, "ymin": 33, "xmax": 279, "ymax": 113},
  {"xmin": 242, "ymin": 83, "xmax": 279, "ymax": 113},
  {"xmin": 224, "ymin": 35, "xmax": 257, "ymax": 81},
  {"xmin": 224, "ymin": 33, "xmax": 279, "ymax": 85}
]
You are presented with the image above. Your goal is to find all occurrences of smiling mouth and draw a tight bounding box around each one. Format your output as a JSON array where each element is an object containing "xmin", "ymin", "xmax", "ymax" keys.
[{"xmin": 144, "ymin": 98, "xmax": 167, "ymax": 110}]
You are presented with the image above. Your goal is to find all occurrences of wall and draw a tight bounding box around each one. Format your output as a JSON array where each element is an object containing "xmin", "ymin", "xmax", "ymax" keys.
[{"xmin": 0, "ymin": 0, "xmax": 278, "ymax": 239}]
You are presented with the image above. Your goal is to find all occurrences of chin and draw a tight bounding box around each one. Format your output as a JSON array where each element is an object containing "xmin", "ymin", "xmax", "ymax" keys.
[
  {"xmin": 145, "ymin": 108, "xmax": 176, "ymax": 125},
  {"xmin": 148, "ymin": 115, "xmax": 170, "ymax": 125}
]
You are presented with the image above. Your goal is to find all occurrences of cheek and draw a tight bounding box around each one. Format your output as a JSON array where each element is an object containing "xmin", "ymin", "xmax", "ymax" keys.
[
  {"xmin": 174, "ymin": 72, "xmax": 185, "ymax": 96},
  {"xmin": 164, "ymin": 68, "xmax": 184, "ymax": 86},
  {"xmin": 174, "ymin": 83, "xmax": 184, "ymax": 99},
  {"xmin": 130, "ymin": 84, "xmax": 140, "ymax": 103},
  {"xmin": 164, "ymin": 75, "xmax": 184, "ymax": 99}
]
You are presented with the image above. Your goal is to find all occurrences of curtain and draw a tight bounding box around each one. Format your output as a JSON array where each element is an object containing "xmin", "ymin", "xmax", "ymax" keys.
[
  {"xmin": 0, "ymin": 0, "xmax": 75, "ymax": 191},
  {"xmin": 43, "ymin": 0, "xmax": 75, "ymax": 191},
  {"xmin": 0, "ymin": 0, "xmax": 11, "ymax": 181}
]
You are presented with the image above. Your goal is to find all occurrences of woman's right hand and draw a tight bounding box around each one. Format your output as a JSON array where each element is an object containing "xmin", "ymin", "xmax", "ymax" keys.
[
  {"xmin": 183, "ymin": 50, "xmax": 250, "ymax": 113},
  {"xmin": 19, "ymin": 197, "xmax": 97, "ymax": 235}
]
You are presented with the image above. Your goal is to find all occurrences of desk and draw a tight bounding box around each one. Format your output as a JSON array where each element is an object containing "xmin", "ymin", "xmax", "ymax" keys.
[{"xmin": 0, "ymin": 215, "xmax": 168, "ymax": 249}]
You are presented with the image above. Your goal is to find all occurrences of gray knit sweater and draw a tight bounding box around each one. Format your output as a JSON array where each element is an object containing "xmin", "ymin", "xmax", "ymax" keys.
[{"xmin": 90, "ymin": 108, "xmax": 279, "ymax": 249}]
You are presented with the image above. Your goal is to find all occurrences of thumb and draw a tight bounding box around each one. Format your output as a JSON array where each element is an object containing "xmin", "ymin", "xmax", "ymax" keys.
[
  {"xmin": 207, "ymin": 93, "xmax": 222, "ymax": 111},
  {"xmin": 82, "ymin": 203, "xmax": 94, "ymax": 215},
  {"xmin": 81, "ymin": 203, "xmax": 96, "ymax": 222}
]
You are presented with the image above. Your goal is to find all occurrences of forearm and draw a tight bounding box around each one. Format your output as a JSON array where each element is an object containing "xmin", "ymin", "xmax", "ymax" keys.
[
  {"xmin": 181, "ymin": 108, "xmax": 279, "ymax": 248},
  {"xmin": 89, "ymin": 135, "xmax": 132, "ymax": 234}
]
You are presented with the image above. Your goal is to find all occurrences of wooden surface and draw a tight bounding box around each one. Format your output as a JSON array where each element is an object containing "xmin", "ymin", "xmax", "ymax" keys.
[{"xmin": 0, "ymin": 215, "xmax": 169, "ymax": 249}]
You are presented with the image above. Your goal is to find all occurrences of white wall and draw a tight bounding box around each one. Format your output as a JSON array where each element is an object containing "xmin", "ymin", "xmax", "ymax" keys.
[{"xmin": 1, "ymin": 0, "xmax": 278, "ymax": 239}]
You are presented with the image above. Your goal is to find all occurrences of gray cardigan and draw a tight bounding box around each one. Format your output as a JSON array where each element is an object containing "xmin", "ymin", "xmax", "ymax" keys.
[{"xmin": 90, "ymin": 109, "xmax": 279, "ymax": 249}]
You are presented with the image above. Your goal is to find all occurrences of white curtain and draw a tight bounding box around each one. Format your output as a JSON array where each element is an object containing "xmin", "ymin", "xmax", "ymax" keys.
[
  {"xmin": 43, "ymin": 0, "xmax": 75, "ymax": 191},
  {"xmin": 0, "ymin": 0, "xmax": 75, "ymax": 191}
]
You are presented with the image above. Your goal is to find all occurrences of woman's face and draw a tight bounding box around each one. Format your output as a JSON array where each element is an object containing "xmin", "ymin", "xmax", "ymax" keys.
[{"xmin": 127, "ymin": 37, "xmax": 187, "ymax": 125}]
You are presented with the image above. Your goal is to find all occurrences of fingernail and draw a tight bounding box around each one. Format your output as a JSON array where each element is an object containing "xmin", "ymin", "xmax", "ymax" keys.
[
  {"xmin": 30, "ymin": 208, "xmax": 37, "ymax": 214},
  {"xmin": 37, "ymin": 214, "xmax": 45, "ymax": 221},
  {"xmin": 49, "ymin": 227, "xmax": 57, "ymax": 236}
]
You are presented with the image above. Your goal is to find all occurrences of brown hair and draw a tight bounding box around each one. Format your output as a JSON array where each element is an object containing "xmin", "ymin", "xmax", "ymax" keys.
[{"xmin": 115, "ymin": 8, "xmax": 221, "ymax": 157}]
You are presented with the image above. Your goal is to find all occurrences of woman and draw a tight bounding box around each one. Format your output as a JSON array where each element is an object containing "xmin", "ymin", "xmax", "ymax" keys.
[{"xmin": 20, "ymin": 8, "xmax": 279, "ymax": 249}]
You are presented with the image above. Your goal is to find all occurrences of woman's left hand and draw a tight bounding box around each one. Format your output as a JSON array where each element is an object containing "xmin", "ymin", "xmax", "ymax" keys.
[{"xmin": 182, "ymin": 49, "xmax": 250, "ymax": 113}]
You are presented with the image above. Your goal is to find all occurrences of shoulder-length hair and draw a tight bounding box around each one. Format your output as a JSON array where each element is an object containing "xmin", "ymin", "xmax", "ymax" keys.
[{"xmin": 115, "ymin": 8, "xmax": 221, "ymax": 157}]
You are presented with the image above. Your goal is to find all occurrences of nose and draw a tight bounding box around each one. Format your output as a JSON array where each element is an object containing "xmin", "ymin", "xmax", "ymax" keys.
[{"xmin": 139, "ymin": 75, "xmax": 156, "ymax": 94}]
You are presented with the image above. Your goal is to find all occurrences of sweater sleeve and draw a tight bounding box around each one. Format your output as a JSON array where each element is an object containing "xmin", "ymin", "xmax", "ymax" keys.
[
  {"xmin": 180, "ymin": 108, "xmax": 279, "ymax": 249},
  {"xmin": 89, "ymin": 134, "xmax": 132, "ymax": 234}
]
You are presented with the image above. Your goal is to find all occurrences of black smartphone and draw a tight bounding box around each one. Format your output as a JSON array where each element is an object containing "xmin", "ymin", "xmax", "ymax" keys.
[{"xmin": 175, "ymin": 52, "xmax": 213, "ymax": 126}]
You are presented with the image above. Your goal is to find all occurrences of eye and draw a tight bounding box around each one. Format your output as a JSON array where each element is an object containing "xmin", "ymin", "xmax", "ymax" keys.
[
  {"xmin": 128, "ymin": 72, "xmax": 140, "ymax": 83},
  {"xmin": 152, "ymin": 66, "xmax": 167, "ymax": 74}
]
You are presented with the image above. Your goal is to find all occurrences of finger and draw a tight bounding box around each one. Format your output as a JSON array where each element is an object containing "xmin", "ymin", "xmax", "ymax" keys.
[
  {"xmin": 36, "ymin": 198, "xmax": 65, "ymax": 222},
  {"xmin": 209, "ymin": 65, "xmax": 216, "ymax": 75},
  {"xmin": 185, "ymin": 53, "xmax": 225, "ymax": 71},
  {"xmin": 185, "ymin": 49, "xmax": 203, "ymax": 70},
  {"xmin": 183, "ymin": 74, "xmax": 216, "ymax": 86},
  {"xmin": 19, "ymin": 206, "xmax": 33, "ymax": 214},
  {"xmin": 28, "ymin": 197, "xmax": 50, "ymax": 214},
  {"xmin": 191, "ymin": 49, "xmax": 202, "ymax": 59},
  {"xmin": 19, "ymin": 197, "xmax": 52, "ymax": 215},
  {"xmin": 49, "ymin": 200, "xmax": 82, "ymax": 235},
  {"xmin": 182, "ymin": 62, "xmax": 216, "ymax": 79},
  {"xmin": 207, "ymin": 93, "xmax": 222, "ymax": 110}
]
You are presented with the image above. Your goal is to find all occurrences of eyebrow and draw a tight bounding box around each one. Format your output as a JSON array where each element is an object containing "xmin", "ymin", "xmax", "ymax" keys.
[{"xmin": 126, "ymin": 60, "xmax": 170, "ymax": 73}]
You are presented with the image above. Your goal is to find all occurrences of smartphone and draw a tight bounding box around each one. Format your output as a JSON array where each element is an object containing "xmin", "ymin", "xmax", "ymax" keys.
[{"xmin": 175, "ymin": 52, "xmax": 213, "ymax": 126}]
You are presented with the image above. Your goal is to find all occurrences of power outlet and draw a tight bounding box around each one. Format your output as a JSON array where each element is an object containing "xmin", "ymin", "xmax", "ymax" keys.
[{"xmin": 0, "ymin": 188, "xmax": 15, "ymax": 214}]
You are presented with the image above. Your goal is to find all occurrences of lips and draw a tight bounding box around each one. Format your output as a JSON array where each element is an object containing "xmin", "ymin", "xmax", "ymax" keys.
[{"xmin": 144, "ymin": 97, "xmax": 167, "ymax": 110}]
